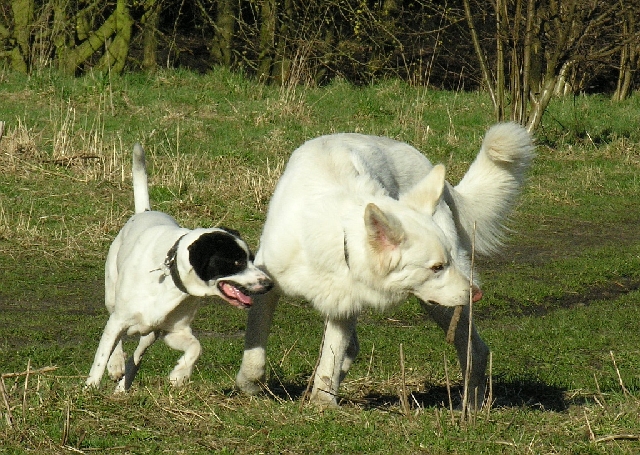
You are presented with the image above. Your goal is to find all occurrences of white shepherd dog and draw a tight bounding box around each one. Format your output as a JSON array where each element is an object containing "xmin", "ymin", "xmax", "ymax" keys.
[{"xmin": 236, "ymin": 123, "xmax": 535, "ymax": 406}]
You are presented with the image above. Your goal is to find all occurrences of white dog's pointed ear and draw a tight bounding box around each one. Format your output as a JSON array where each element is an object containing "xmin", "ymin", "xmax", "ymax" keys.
[
  {"xmin": 401, "ymin": 164, "xmax": 446, "ymax": 214},
  {"xmin": 364, "ymin": 203, "xmax": 405, "ymax": 253}
]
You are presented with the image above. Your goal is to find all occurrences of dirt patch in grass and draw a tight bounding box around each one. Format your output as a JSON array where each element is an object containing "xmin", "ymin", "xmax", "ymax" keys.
[
  {"xmin": 486, "ymin": 276, "xmax": 640, "ymax": 320},
  {"xmin": 475, "ymin": 211, "xmax": 640, "ymax": 319},
  {"xmin": 487, "ymin": 212, "xmax": 640, "ymax": 267}
]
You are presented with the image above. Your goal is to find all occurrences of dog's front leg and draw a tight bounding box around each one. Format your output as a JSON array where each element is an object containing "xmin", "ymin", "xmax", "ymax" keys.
[
  {"xmin": 236, "ymin": 290, "xmax": 280, "ymax": 395},
  {"xmin": 310, "ymin": 315, "xmax": 358, "ymax": 406},
  {"xmin": 164, "ymin": 328, "xmax": 201, "ymax": 386},
  {"xmin": 86, "ymin": 316, "xmax": 126, "ymax": 388},
  {"xmin": 422, "ymin": 303, "xmax": 489, "ymax": 408},
  {"xmin": 107, "ymin": 339, "xmax": 126, "ymax": 381}
]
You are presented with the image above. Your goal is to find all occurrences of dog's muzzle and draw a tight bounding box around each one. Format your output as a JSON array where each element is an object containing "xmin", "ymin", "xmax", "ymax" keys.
[
  {"xmin": 217, "ymin": 279, "xmax": 273, "ymax": 309},
  {"xmin": 426, "ymin": 285, "xmax": 483, "ymax": 306}
]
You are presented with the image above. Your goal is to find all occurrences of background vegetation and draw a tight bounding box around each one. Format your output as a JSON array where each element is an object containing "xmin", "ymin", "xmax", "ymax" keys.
[
  {"xmin": 4, "ymin": 0, "xmax": 638, "ymax": 132},
  {"xmin": 0, "ymin": 68, "xmax": 639, "ymax": 453},
  {"xmin": 2, "ymin": 1, "xmax": 638, "ymax": 93}
]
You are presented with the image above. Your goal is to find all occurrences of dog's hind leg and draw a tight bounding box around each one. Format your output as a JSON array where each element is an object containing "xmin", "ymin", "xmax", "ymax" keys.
[
  {"xmin": 422, "ymin": 303, "xmax": 489, "ymax": 409},
  {"xmin": 115, "ymin": 331, "xmax": 158, "ymax": 392},
  {"xmin": 339, "ymin": 323, "xmax": 359, "ymax": 384},
  {"xmin": 310, "ymin": 315, "xmax": 358, "ymax": 406},
  {"xmin": 164, "ymin": 328, "xmax": 202, "ymax": 386},
  {"xmin": 236, "ymin": 290, "xmax": 280, "ymax": 395}
]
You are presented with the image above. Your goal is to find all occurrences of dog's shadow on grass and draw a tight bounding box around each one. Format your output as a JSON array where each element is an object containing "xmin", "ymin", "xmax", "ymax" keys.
[
  {"xmin": 357, "ymin": 377, "xmax": 568, "ymax": 412},
  {"xmin": 258, "ymin": 376, "xmax": 568, "ymax": 412}
]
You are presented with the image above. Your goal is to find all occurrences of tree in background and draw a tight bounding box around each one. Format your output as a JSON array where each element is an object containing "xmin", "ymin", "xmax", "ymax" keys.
[
  {"xmin": 1, "ymin": 0, "xmax": 638, "ymax": 131},
  {"xmin": 462, "ymin": 0, "xmax": 640, "ymax": 131},
  {"xmin": 613, "ymin": 3, "xmax": 639, "ymax": 102}
]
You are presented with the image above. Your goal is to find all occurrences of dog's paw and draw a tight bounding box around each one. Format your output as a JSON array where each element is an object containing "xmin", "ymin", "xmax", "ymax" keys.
[
  {"xmin": 113, "ymin": 377, "xmax": 129, "ymax": 394},
  {"xmin": 309, "ymin": 388, "xmax": 340, "ymax": 408},
  {"xmin": 235, "ymin": 371, "xmax": 264, "ymax": 395},
  {"xmin": 169, "ymin": 368, "xmax": 192, "ymax": 387},
  {"xmin": 85, "ymin": 377, "xmax": 100, "ymax": 389},
  {"xmin": 107, "ymin": 351, "xmax": 126, "ymax": 381}
]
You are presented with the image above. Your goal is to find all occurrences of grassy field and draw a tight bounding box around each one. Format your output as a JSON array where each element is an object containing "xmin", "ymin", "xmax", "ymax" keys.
[{"xmin": 1, "ymin": 68, "xmax": 639, "ymax": 454}]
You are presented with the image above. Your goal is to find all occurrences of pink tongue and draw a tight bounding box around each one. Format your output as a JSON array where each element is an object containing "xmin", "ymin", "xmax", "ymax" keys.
[{"xmin": 221, "ymin": 282, "xmax": 252, "ymax": 305}]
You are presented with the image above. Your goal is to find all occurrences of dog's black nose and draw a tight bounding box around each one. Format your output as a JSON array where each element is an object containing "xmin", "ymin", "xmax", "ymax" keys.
[{"xmin": 260, "ymin": 278, "xmax": 274, "ymax": 293}]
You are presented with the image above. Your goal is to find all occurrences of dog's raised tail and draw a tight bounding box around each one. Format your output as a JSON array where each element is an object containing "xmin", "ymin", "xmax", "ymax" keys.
[
  {"xmin": 447, "ymin": 122, "xmax": 535, "ymax": 256},
  {"xmin": 132, "ymin": 143, "xmax": 151, "ymax": 213}
]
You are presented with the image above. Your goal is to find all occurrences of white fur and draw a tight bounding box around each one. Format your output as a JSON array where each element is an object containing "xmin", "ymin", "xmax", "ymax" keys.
[
  {"xmin": 235, "ymin": 123, "xmax": 534, "ymax": 406},
  {"xmin": 86, "ymin": 144, "xmax": 272, "ymax": 391}
]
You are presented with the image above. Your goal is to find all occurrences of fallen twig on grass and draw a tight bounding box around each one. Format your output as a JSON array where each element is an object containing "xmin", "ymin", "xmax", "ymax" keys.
[
  {"xmin": 584, "ymin": 409, "xmax": 595, "ymax": 441},
  {"xmin": 594, "ymin": 434, "xmax": 640, "ymax": 443},
  {"xmin": 1, "ymin": 365, "xmax": 58, "ymax": 379},
  {"xmin": 1, "ymin": 362, "xmax": 58, "ymax": 430},
  {"xmin": 610, "ymin": 351, "xmax": 632, "ymax": 398},
  {"xmin": 0, "ymin": 378, "xmax": 14, "ymax": 428},
  {"xmin": 460, "ymin": 222, "xmax": 476, "ymax": 423}
]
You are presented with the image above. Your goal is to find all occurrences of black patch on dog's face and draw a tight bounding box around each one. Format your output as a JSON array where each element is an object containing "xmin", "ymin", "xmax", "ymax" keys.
[{"xmin": 188, "ymin": 232, "xmax": 250, "ymax": 282}]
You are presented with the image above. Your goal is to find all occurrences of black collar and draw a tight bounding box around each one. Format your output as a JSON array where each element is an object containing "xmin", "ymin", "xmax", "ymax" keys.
[{"xmin": 165, "ymin": 234, "xmax": 189, "ymax": 294}]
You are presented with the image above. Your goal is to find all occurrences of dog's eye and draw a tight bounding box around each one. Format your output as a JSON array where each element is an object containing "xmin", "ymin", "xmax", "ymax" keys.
[
  {"xmin": 430, "ymin": 263, "xmax": 444, "ymax": 273},
  {"xmin": 234, "ymin": 260, "xmax": 246, "ymax": 268}
]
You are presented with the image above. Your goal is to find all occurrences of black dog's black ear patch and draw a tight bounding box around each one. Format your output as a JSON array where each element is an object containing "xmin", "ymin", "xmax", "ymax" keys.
[{"xmin": 188, "ymin": 231, "xmax": 249, "ymax": 282}]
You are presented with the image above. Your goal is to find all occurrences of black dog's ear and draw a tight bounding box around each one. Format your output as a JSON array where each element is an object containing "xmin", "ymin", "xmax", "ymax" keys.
[
  {"xmin": 188, "ymin": 235, "xmax": 216, "ymax": 281},
  {"xmin": 188, "ymin": 231, "xmax": 248, "ymax": 281}
]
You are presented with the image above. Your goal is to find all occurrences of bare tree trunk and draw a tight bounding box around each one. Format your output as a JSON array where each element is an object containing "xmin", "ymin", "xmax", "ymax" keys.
[
  {"xmin": 519, "ymin": 0, "xmax": 535, "ymax": 123},
  {"xmin": 314, "ymin": 26, "xmax": 335, "ymax": 86},
  {"xmin": 462, "ymin": 0, "xmax": 497, "ymax": 113},
  {"xmin": 257, "ymin": 0, "xmax": 277, "ymax": 81},
  {"xmin": 554, "ymin": 60, "xmax": 572, "ymax": 96},
  {"xmin": 272, "ymin": 0, "xmax": 295, "ymax": 85},
  {"xmin": 96, "ymin": 0, "xmax": 133, "ymax": 74},
  {"xmin": 8, "ymin": 0, "xmax": 34, "ymax": 72},
  {"xmin": 613, "ymin": 3, "xmax": 637, "ymax": 102},
  {"xmin": 141, "ymin": 0, "xmax": 161, "ymax": 71},
  {"xmin": 57, "ymin": 7, "xmax": 115, "ymax": 74},
  {"xmin": 495, "ymin": 0, "xmax": 505, "ymax": 122},
  {"xmin": 210, "ymin": 0, "xmax": 236, "ymax": 67},
  {"xmin": 509, "ymin": 0, "xmax": 523, "ymax": 124},
  {"xmin": 527, "ymin": 72, "xmax": 558, "ymax": 133}
]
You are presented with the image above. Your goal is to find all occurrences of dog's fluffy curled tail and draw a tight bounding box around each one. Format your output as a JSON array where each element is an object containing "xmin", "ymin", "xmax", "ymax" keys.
[
  {"xmin": 447, "ymin": 122, "xmax": 535, "ymax": 256},
  {"xmin": 132, "ymin": 144, "xmax": 151, "ymax": 213}
]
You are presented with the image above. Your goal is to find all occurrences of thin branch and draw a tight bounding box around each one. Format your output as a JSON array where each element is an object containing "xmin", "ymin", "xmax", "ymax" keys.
[
  {"xmin": 399, "ymin": 343, "xmax": 411, "ymax": 417},
  {"xmin": 610, "ymin": 351, "xmax": 631, "ymax": 397},
  {"xmin": 0, "ymin": 378, "xmax": 14, "ymax": 429},
  {"xmin": 594, "ymin": 434, "xmax": 640, "ymax": 443},
  {"xmin": 1, "ymin": 365, "xmax": 58, "ymax": 379}
]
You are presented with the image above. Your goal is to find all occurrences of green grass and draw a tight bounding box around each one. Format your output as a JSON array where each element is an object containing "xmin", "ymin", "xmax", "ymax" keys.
[{"xmin": 0, "ymin": 69, "xmax": 639, "ymax": 453}]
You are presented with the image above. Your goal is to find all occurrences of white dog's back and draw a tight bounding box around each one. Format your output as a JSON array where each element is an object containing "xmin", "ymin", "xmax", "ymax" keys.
[
  {"xmin": 257, "ymin": 126, "xmax": 534, "ymax": 312},
  {"xmin": 260, "ymin": 135, "xmax": 429, "ymax": 307}
]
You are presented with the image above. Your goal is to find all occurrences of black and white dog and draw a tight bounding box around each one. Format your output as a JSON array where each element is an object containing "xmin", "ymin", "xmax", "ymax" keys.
[{"xmin": 86, "ymin": 144, "xmax": 272, "ymax": 391}]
